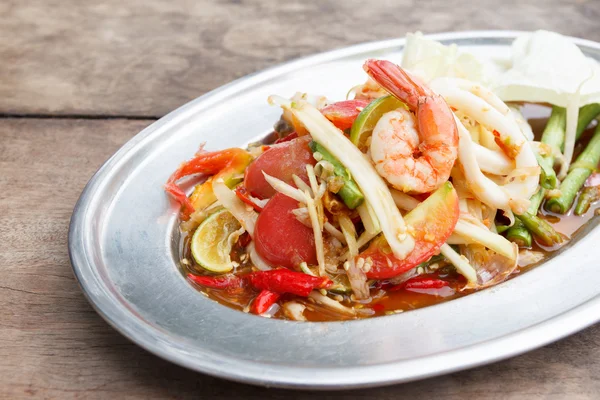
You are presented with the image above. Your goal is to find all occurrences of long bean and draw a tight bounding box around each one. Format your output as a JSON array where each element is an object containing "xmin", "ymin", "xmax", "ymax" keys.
[
  {"xmin": 536, "ymin": 153, "xmax": 557, "ymax": 189},
  {"xmin": 576, "ymin": 103, "xmax": 600, "ymax": 141},
  {"xmin": 546, "ymin": 124, "xmax": 600, "ymax": 214},
  {"xmin": 541, "ymin": 104, "xmax": 600, "ymax": 151},
  {"xmin": 574, "ymin": 186, "xmax": 600, "ymax": 215},
  {"xmin": 505, "ymin": 108, "xmax": 561, "ymax": 245},
  {"xmin": 541, "ymin": 106, "xmax": 567, "ymax": 153},
  {"xmin": 518, "ymin": 212, "xmax": 563, "ymax": 247},
  {"xmin": 509, "ymin": 189, "xmax": 562, "ymax": 247},
  {"xmin": 538, "ymin": 106, "xmax": 565, "ymax": 189},
  {"xmin": 505, "ymin": 188, "xmax": 545, "ymax": 247},
  {"xmin": 505, "ymin": 218, "xmax": 532, "ymax": 247},
  {"xmin": 505, "ymin": 107, "xmax": 571, "ymax": 247},
  {"xmin": 527, "ymin": 187, "xmax": 546, "ymax": 215}
]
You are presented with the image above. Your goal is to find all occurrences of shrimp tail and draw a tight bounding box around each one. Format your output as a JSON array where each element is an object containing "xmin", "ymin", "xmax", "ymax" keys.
[{"xmin": 363, "ymin": 59, "xmax": 430, "ymax": 109}]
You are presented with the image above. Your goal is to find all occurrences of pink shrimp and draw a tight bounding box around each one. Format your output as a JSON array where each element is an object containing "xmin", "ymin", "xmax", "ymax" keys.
[{"xmin": 363, "ymin": 59, "xmax": 458, "ymax": 193}]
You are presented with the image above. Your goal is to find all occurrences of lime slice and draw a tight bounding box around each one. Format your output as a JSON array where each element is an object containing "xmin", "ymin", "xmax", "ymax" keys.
[
  {"xmin": 329, "ymin": 274, "xmax": 353, "ymax": 294},
  {"xmin": 191, "ymin": 208, "xmax": 242, "ymax": 273},
  {"xmin": 350, "ymin": 95, "xmax": 406, "ymax": 151}
]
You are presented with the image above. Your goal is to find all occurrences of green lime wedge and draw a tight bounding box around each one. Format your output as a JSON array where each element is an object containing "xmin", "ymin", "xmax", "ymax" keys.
[
  {"xmin": 191, "ymin": 208, "xmax": 241, "ymax": 273},
  {"xmin": 329, "ymin": 274, "xmax": 353, "ymax": 294},
  {"xmin": 350, "ymin": 95, "xmax": 406, "ymax": 151}
]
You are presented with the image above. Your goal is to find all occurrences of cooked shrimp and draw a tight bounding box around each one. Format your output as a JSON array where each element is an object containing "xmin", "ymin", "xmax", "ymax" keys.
[{"xmin": 363, "ymin": 60, "xmax": 459, "ymax": 193}]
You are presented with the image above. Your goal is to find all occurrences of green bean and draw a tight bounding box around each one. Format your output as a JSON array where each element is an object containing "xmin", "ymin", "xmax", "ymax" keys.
[
  {"xmin": 540, "ymin": 104, "xmax": 600, "ymax": 152},
  {"xmin": 504, "ymin": 110, "xmax": 560, "ymax": 243},
  {"xmin": 504, "ymin": 105, "xmax": 597, "ymax": 245},
  {"xmin": 535, "ymin": 153, "xmax": 558, "ymax": 189},
  {"xmin": 536, "ymin": 106, "xmax": 566, "ymax": 189},
  {"xmin": 546, "ymin": 124, "xmax": 600, "ymax": 214},
  {"xmin": 576, "ymin": 103, "xmax": 600, "ymax": 141},
  {"xmin": 527, "ymin": 188, "xmax": 546, "ymax": 215},
  {"xmin": 541, "ymin": 106, "xmax": 567, "ymax": 152},
  {"xmin": 505, "ymin": 218, "xmax": 532, "ymax": 248},
  {"xmin": 517, "ymin": 213, "xmax": 563, "ymax": 247},
  {"xmin": 506, "ymin": 189, "xmax": 545, "ymax": 247},
  {"xmin": 574, "ymin": 186, "xmax": 600, "ymax": 216},
  {"xmin": 496, "ymin": 225, "xmax": 509, "ymax": 234}
]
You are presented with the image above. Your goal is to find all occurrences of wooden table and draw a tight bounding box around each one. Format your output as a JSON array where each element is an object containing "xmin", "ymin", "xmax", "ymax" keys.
[{"xmin": 2, "ymin": 1, "xmax": 599, "ymax": 398}]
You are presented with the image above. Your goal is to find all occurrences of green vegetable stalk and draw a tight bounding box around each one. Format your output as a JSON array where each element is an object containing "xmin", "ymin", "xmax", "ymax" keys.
[
  {"xmin": 505, "ymin": 106, "xmax": 571, "ymax": 247},
  {"xmin": 574, "ymin": 186, "xmax": 600, "ymax": 215},
  {"xmin": 505, "ymin": 107, "xmax": 560, "ymax": 246},
  {"xmin": 536, "ymin": 153, "xmax": 558, "ymax": 190},
  {"xmin": 545, "ymin": 124, "xmax": 600, "ymax": 214},
  {"xmin": 537, "ymin": 106, "xmax": 566, "ymax": 189},
  {"xmin": 541, "ymin": 104, "xmax": 600, "ymax": 151},
  {"xmin": 535, "ymin": 104, "xmax": 600, "ymax": 189},
  {"xmin": 541, "ymin": 106, "xmax": 567, "ymax": 153},
  {"xmin": 505, "ymin": 218, "xmax": 532, "ymax": 248},
  {"xmin": 517, "ymin": 212, "xmax": 563, "ymax": 247},
  {"xmin": 527, "ymin": 187, "xmax": 546, "ymax": 215},
  {"xmin": 507, "ymin": 189, "xmax": 560, "ymax": 248},
  {"xmin": 309, "ymin": 141, "xmax": 364, "ymax": 209},
  {"xmin": 576, "ymin": 103, "xmax": 600, "ymax": 141}
]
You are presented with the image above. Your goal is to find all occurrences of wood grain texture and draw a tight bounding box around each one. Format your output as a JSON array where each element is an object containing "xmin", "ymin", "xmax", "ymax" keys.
[
  {"xmin": 3, "ymin": 0, "xmax": 600, "ymax": 398},
  {"xmin": 1, "ymin": 0, "xmax": 599, "ymax": 117},
  {"xmin": 1, "ymin": 118, "xmax": 600, "ymax": 399}
]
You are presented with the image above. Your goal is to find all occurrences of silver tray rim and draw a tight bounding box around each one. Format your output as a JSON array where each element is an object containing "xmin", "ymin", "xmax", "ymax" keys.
[{"xmin": 69, "ymin": 30, "xmax": 600, "ymax": 389}]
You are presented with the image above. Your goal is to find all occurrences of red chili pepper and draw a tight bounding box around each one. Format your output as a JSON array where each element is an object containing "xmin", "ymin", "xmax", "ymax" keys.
[
  {"xmin": 388, "ymin": 276, "xmax": 449, "ymax": 292},
  {"xmin": 252, "ymin": 290, "xmax": 281, "ymax": 315},
  {"xmin": 235, "ymin": 186, "xmax": 263, "ymax": 212},
  {"xmin": 274, "ymin": 131, "xmax": 299, "ymax": 144},
  {"xmin": 187, "ymin": 274, "xmax": 242, "ymax": 289},
  {"xmin": 248, "ymin": 269, "xmax": 332, "ymax": 297},
  {"xmin": 165, "ymin": 148, "xmax": 253, "ymax": 219}
]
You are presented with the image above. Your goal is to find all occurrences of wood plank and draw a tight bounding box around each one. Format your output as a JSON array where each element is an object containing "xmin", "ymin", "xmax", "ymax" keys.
[
  {"xmin": 1, "ymin": 118, "xmax": 600, "ymax": 398},
  {"xmin": 1, "ymin": 0, "xmax": 599, "ymax": 117}
]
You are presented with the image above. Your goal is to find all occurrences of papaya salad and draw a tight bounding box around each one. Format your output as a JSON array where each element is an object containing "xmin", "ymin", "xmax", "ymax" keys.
[{"xmin": 166, "ymin": 31, "xmax": 600, "ymax": 321}]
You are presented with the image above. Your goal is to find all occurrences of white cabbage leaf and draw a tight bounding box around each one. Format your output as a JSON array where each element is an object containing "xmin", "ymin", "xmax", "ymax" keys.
[
  {"xmin": 492, "ymin": 30, "xmax": 600, "ymax": 177},
  {"xmin": 401, "ymin": 32, "xmax": 497, "ymax": 84},
  {"xmin": 493, "ymin": 30, "xmax": 600, "ymax": 107}
]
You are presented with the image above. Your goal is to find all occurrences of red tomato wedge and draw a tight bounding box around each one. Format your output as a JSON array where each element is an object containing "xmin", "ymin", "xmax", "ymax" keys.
[
  {"xmin": 254, "ymin": 193, "xmax": 317, "ymax": 269},
  {"xmin": 361, "ymin": 182, "xmax": 459, "ymax": 279},
  {"xmin": 244, "ymin": 136, "xmax": 315, "ymax": 199},
  {"xmin": 320, "ymin": 99, "xmax": 370, "ymax": 130}
]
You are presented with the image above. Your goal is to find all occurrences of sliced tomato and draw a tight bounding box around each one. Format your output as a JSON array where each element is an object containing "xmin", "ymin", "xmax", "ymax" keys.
[
  {"xmin": 244, "ymin": 136, "xmax": 315, "ymax": 199},
  {"xmin": 361, "ymin": 182, "xmax": 459, "ymax": 279},
  {"xmin": 320, "ymin": 100, "xmax": 370, "ymax": 130},
  {"xmin": 254, "ymin": 193, "xmax": 317, "ymax": 269}
]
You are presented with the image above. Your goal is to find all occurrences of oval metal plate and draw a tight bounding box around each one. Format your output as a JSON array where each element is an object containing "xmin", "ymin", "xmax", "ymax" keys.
[{"xmin": 69, "ymin": 31, "xmax": 600, "ymax": 389}]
